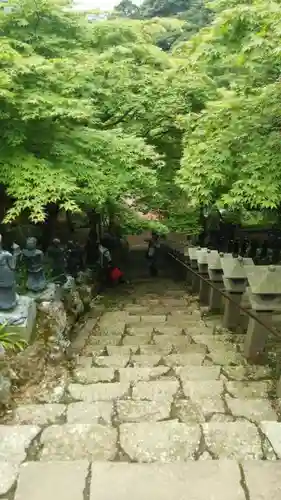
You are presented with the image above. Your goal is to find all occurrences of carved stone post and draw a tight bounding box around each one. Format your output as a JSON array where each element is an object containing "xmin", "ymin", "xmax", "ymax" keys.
[
  {"xmin": 207, "ymin": 251, "xmax": 224, "ymax": 313},
  {"xmin": 184, "ymin": 246, "xmax": 192, "ymax": 286},
  {"xmin": 188, "ymin": 247, "xmax": 200, "ymax": 294},
  {"xmin": 221, "ymin": 255, "xmax": 253, "ymax": 331},
  {"xmin": 197, "ymin": 248, "xmax": 210, "ymax": 305},
  {"xmin": 244, "ymin": 265, "xmax": 281, "ymax": 360}
]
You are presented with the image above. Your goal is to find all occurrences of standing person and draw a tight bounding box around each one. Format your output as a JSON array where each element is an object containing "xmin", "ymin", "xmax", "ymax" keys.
[
  {"xmin": 96, "ymin": 238, "xmax": 112, "ymax": 293},
  {"xmin": 97, "ymin": 238, "xmax": 126, "ymax": 292},
  {"xmin": 146, "ymin": 231, "xmax": 161, "ymax": 277}
]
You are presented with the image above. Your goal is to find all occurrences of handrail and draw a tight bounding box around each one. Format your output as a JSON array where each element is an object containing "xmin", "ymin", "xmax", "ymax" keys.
[{"xmin": 168, "ymin": 250, "xmax": 281, "ymax": 341}]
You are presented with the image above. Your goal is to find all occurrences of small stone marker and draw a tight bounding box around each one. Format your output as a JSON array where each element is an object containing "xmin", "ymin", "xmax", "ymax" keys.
[
  {"xmin": 244, "ymin": 265, "xmax": 281, "ymax": 360},
  {"xmin": 188, "ymin": 247, "xmax": 201, "ymax": 294},
  {"xmin": 221, "ymin": 255, "xmax": 254, "ymax": 330},
  {"xmin": 197, "ymin": 248, "xmax": 210, "ymax": 305},
  {"xmin": 207, "ymin": 251, "xmax": 223, "ymax": 312}
]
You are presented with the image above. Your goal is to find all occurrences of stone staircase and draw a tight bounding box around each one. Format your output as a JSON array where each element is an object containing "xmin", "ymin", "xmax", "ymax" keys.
[{"xmin": 1, "ymin": 280, "xmax": 281, "ymax": 500}]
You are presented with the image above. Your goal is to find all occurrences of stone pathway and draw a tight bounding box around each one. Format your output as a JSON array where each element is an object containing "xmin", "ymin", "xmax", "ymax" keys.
[{"xmin": 1, "ymin": 280, "xmax": 281, "ymax": 499}]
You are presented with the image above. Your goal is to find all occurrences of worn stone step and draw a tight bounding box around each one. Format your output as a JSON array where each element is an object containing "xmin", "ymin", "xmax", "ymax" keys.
[
  {"xmin": 3, "ymin": 460, "xmax": 281, "ymax": 500},
  {"xmin": 68, "ymin": 382, "xmax": 130, "ymax": 402},
  {"xmin": 2, "ymin": 421, "xmax": 281, "ymax": 466}
]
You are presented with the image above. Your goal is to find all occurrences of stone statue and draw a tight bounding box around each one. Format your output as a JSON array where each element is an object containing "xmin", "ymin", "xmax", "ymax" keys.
[
  {"xmin": 47, "ymin": 238, "xmax": 67, "ymax": 284},
  {"xmin": 22, "ymin": 237, "xmax": 47, "ymax": 292},
  {"xmin": 0, "ymin": 236, "xmax": 20, "ymax": 310}
]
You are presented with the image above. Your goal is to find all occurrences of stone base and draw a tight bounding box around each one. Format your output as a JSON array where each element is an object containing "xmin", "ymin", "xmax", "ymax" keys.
[
  {"xmin": 244, "ymin": 312, "xmax": 272, "ymax": 360},
  {"xmin": 28, "ymin": 283, "xmax": 62, "ymax": 303},
  {"xmin": 222, "ymin": 292, "xmax": 243, "ymax": 331},
  {"xmin": 0, "ymin": 295, "xmax": 36, "ymax": 342}
]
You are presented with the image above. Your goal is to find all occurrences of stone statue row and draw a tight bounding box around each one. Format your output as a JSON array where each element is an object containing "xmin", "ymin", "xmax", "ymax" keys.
[{"xmin": 0, "ymin": 235, "xmax": 84, "ymax": 311}]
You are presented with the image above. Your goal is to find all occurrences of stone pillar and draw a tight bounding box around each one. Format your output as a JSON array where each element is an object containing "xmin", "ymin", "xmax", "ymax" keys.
[
  {"xmin": 244, "ymin": 311, "xmax": 272, "ymax": 360},
  {"xmin": 188, "ymin": 247, "xmax": 200, "ymax": 294},
  {"xmin": 197, "ymin": 248, "xmax": 210, "ymax": 305},
  {"xmin": 207, "ymin": 251, "xmax": 224, "ymax": 313},
  {"xmin": 222, "ymin": 291, "xmax": 243, "ymax": 330},
  {"xmin": 184, "ymin": 247, "xmax": 192, "ymax": 286},
  {"xmin": 244, "ymin": 265, "xmax": 281, "ymax": 360},
  {"xmin": 221, "ymin": 255, "xmax": 253, "ymax": 331}
]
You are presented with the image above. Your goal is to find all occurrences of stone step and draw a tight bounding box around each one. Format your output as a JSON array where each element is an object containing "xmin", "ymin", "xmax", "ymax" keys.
[
  {"xmin": 4, "ymin": 460, "xmax": 281, "ymax": 500},
  {"xmin": 1, "ymin": 421, "xmax": 280, "ymax": 466}
]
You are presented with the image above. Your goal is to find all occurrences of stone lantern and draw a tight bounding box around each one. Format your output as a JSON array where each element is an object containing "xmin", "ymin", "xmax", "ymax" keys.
[
  {"xmin": 188, "ymin": 247, "xmax": 201, "ymax": 294},
  {"xmin": 221, "ymin": 255, "xmax": 254, "ymax": 330},
  {"xmin": 197, "ymin": 248, "xmax": 211, "ymax": 305},
  {"xmin": 207, "ymin": 251, "xmax": 224, "ymax": 312},
  {"xmin": 244, "ymin": 265, "xmax": 281, "ymax": 360}
]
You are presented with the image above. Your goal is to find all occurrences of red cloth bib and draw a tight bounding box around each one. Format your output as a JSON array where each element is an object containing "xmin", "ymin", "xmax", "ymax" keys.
[{"xmin": 110, "ymin": 267, "xmax": 123, "ymax": 281}]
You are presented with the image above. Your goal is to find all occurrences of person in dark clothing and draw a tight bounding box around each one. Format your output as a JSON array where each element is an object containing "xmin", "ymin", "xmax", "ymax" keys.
[
  {"xmin": 96, "ymin": 238, "xmax": 126, "ymax": 292},
  {"xmin": 146, "ymin": 231, "xmax": 161, "ymax": 277}
]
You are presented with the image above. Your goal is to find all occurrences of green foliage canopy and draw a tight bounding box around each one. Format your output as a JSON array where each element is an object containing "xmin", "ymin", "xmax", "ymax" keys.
[{"xmin": 177, "ymin": 0, "xmax": 281, "ymax": 210}]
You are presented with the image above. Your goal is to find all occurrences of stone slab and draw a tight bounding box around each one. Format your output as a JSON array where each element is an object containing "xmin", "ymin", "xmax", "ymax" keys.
[
  {"xmin": 183, "ymin": 381, "xmax": 224, "ymax": 399},
  {"xmin": 125, "ymin": 315, "xmax": 141, "ymax": 323},
  {"xmin": 87, "ymin": 336, "xmax": 121, "ymax": 347},
  {"xmin": 120, "ymin": 421, "xmax": 200, "ymax": 462},
  {"xmin": 122, "ymin": 335, "xmax": 153, "ymax": 346},
  {"xmin": 67, "ymin": 402, "xmax": 112, "ymax": 424},
  {"xmin": 208, "ymin": 350, "xmax": 244, "ymax": 366},
  {"xmin": 124, "ymin": 305, "xmax": 149, "ymax": 314},
  {"xmin": 192, "ymin": 335, "xmax": 241, "ymax": 352},
  {"xmin": 100, "ymin": 311, "xmax": 128, "ymax": 324},
  {"xmin": 173, "ymin": 400, "xmax": 205, "ymax": 423},
  {"xmin": 118, "ymin": 367, "xmax": 170, "ymax": 383},
  {"xmin": 40, "ymin": 424, "xmax": 117, "ymax": 461},
  {"xmin": 117, "ymin": 400, "xmax": 171, "ymax": 422},
  {"xmin": 203, "ymin": 422, "xmax": 262, "ymax": 459},
  {"xmin": 260, "ymin": 422, "xmax": 281, "ymax": 458},
  {"xmin": 0, "ymin": 295, "xmax": 36, "ymax": 342},
  {"xmin": 76, "ymin": 356, "xmax": 93, "ymax": 368},
  {"xmin": 223, "ymin": 365, "xmax": 272, "ymax": 381},
  {"xmin": 175, "ymin": 366, "xmax": 221, "ymax": 381},
  {"xmin": 126, "ymin": 325, "xmax": 154, "ymax": 336},
  {"xmin": 153, "ymin": 334, "xmax": 193, "ymax": 347},
  {"xmin": 153, "ymin": 326, "xmax": 185, "ymax": 335},
  {"xmin": 225, "ymin": 381, "xmax": 272, "ymax": 399},
  {"xmin": 140, "ymin": 315, "xmax": 166, "ymax": 323},
  {"xmin": 164, "ymin": 354, "xmax": 205, "ymax": 366},
  {"xmin": 225, "ymin": 397, "xmax": 277, "ymax": 422},
  {"xmin": 106, "ymin": 345, "xmax": 138, "ymax": 355},
  {"xmin": 137, "ymin": 344, "xmax": 173, "ymax": 356},
  {"xmin": 93, "ymin": 355, "xmax": 129, "ymax": 368},
  {"xmin": 183, "ymin": 381, "xmax": 225, "ymax": 414},
  {"xmin": 13, "ymin": 404, "xmax": 66, "ymax": 425},
  {"xmin": 0, "ymin": 425, "xmax": 40, "ymax": 463},
  {"xmin": 14, "ymin": 461, "xmax": 88, "ymax": 500},
  {"xmin": 131, "ymin": 354, "xmax": 162, "ymax": 367},
  {"xmin": 89, "ymin": 461, "xmax": 245, "ymax": 500},
  {"xmin": 132, "ymin": 380, "xmax": 179, "ymax": 401},
  {"xmin": 0, "ymin": 462, "xmax": 18, "ymax": 496},
  {"xmin": 73, "ymin": 367, "xmax": 115, "ymax": 383},
  {"xmin": 99, "ymin": 322, "xmax": 125, "ymax": 336},
  {"xmin": 243, "ymin": 462, "xmax": 281, "ymax": 500},
  {"xmin": 68, "ymin": 382, "xmax": 129, "ymax": 402}
]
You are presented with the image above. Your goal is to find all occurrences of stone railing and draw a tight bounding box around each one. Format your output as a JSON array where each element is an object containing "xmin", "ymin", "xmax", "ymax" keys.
[{"xmin": 166, "ymin": 242, "xmax": 281, "ymax": 397}]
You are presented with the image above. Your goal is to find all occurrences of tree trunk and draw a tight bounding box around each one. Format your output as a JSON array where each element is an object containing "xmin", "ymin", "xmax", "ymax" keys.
[{"xmin": 39, "ymin": 203, "xmax": 60, "ymax": 251}]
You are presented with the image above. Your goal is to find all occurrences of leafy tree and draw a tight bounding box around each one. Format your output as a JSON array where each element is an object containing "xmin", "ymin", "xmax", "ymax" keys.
[
  {"xmin": 139, "ymin": 0, "xmax": 190, "ymax": 18},
  {"xmin": 137, "ymin": 0, "xmax": 212, "ymax": 49},
  {"xmin": 115, "ymin": 0, "xmax": 140, "ymax": 18},
  {"xmin": 0, "ymin": 1, "xmax": 165, "ymax": 223},
  {"xmin": 177, "ymin": 0, "xmax": 281, "ymax": 210}
]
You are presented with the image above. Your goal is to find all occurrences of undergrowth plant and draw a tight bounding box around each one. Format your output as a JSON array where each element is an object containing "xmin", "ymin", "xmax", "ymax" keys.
[{"xmin": 0, "ymin": 323, "xmax": 28, "ymax": 353}]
